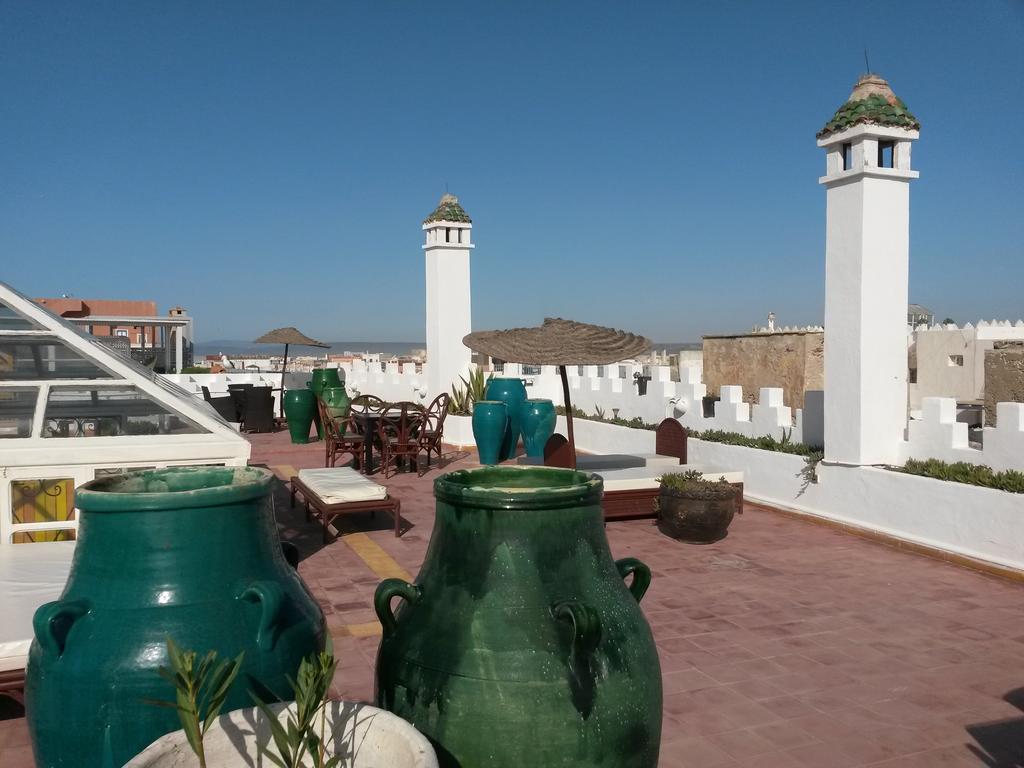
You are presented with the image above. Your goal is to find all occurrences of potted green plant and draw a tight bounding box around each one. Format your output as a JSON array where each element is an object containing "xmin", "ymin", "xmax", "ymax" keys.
[
  {"xmin": 128, "ymin": 641, "xmax": 437, "ymax": 768},
  {"xmin": 657, "ymin": 470, "xmax": 737, "ymax": 543}
]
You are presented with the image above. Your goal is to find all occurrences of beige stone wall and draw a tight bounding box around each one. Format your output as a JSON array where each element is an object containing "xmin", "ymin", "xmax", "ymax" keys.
[
  {"xmin": 984, "ymin": 342, "xmax": 1024, "ymax": 426},
  {"xmin": 702, "ymin": 332, "xmax": 823, "ymax": 409}
]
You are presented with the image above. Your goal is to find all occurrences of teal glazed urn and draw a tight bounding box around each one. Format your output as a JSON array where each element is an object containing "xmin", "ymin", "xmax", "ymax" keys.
[
  {"xmin": 284, "ymin": 388, "xmax": 317, "ymax": 443},
  {"xmin": 320, "ymin": 385, "xmax": 351, "ymax": 433},
  {"xmin": 470, "ymin": 400, "xmax": 507, "ymax": 465},
  {"xmin": 520, "ymin": 398, "xmax": 557, "ymax": 458},
  {"xmin": 374, "ymin": 466, "xmax": 662, "ymax": 768},
  {"xmin": 25, "ymin": 467, "xmax": 326, "ymax": 768},
  {"xmin": 484, "ymin": 377, "xmax": 528, "ymax": 460}
]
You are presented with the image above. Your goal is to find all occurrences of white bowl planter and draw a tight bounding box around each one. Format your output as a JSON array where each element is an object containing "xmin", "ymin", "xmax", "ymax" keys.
[{"xmin": 124, "ymin": 702, "xmax": 438, "ymax": 768}]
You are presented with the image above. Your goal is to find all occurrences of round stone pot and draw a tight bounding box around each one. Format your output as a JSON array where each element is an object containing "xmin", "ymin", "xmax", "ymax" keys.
[
  {"xmin": 284, "ymin": 388, "xmax": 317, "ymax": 444},
  {"xmin": 658, "ymin": 484, "xmax": 737, "ymax": 543},
  {"xmin": 374, "ymin": 466, "xmax": 662, "ymax": 768},
  {"xmin": 470, "ymin": 401, "xmax": 507, "ymax": 465},
  {"xmin": 519, "ymin": 398, "xmax": 556, "ymax": 458},
  {"xmin": 25, "ymin": 467, "xmax": 326, "ymax": 768},
  {"xmin": 124, "ymin": 702, "xmax": 437, "ymax": 768},
  {"xmin": 483, "ymin": 377, "xmax": 527, "ymax": 461}
]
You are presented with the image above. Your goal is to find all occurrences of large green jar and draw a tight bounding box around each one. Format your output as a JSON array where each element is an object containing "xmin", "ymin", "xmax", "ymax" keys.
[
  {"xmin": 484, "ymin": 377, "xmax": 527, "ymax": 461},
  {"xmin": 320, "ymin": 385, "xmax": 352, "ymax": 428},
  {"xmin": 309, "ymin": 367, "xmax": 342, "ymax": 398},
  {"xmin": 374, "ymin": 466, "xmax": 662, "ymax": 768},
  {"xmin": 308, "ymin": 369, "xmax": 342, "ymax": 439},
  {"xmin": 25, "ymin": 467, "xmax": 326, "ymax": 768},
  {"xmin": 284, "ymin": 388, "xmax": 317, "ymax": 443}
]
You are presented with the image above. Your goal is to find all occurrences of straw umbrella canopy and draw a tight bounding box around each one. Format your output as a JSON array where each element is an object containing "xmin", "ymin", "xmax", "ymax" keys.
[
  {"xmin": 254, "ymin": 327, "xmax": 330, "ymax": 417},
  {"xmin": 463, "ymin": 318, "xmax": 651, "ymax": 468}
]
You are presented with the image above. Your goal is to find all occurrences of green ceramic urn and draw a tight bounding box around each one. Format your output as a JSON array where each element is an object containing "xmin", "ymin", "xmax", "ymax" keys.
[
  {"xmin": 374, "ymin": 466, "xmax": 662, "ymax": 768},
  {"xmin": 25, "ymin": 467, "xmax": 326, "ymax": 768}
]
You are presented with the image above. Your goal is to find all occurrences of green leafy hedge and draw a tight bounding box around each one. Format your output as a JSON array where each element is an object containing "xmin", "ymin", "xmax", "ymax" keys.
[
  {"xmin": 899, "ymin": 459, "xmax": 1024, "ymax": 494},
  {"xmin": 690, "ymin": 429, "xmax": 823, "ymax": 458},
  {"xmin": 554, "ymin": 405, "xmax": 657, "ymax": 431}
]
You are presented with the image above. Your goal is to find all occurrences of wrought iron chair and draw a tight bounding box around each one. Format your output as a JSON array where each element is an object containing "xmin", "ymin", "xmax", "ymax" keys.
[
  {"xmin": 377, "ymin": 402, "xmax": 424, "ymax": 478},
  {"xmin": 416, "ymin": 392, "xmax": 450, "ymax": 475},
  {"xmin": 317, "ymin": 399, "xmax": 365, "ymax": 470}
]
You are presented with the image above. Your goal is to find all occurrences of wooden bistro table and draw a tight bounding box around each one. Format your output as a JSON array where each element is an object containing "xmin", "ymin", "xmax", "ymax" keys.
[{"xmin": 350, "ymin": 406, "xmax": 423, "ymax": 474}]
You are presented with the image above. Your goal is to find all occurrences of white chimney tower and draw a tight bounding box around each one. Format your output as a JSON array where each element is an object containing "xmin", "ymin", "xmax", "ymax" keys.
[
  {"xmin": 423, "ymin": 193, "xmax": 474, "ymax": 398},
  {"xmin": 818, "ymin": 74, "xmax": 920, "ymax": 465}
]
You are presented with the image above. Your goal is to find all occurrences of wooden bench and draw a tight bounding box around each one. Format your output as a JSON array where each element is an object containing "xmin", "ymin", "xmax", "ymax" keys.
[{"xmin": 290, "ymin": 468, "xmax": 403, "ymax": 541}]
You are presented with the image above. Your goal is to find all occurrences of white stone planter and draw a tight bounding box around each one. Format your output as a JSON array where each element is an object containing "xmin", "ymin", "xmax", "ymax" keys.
[{"xmin": 124, "ymin": 702, "xmax": 438, "ymax": 768}]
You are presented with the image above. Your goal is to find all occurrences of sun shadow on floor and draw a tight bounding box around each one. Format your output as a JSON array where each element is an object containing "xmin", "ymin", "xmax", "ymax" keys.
[{"xmin": 966, "ymin": 687, "xmax": 1024, "ymax": 767}]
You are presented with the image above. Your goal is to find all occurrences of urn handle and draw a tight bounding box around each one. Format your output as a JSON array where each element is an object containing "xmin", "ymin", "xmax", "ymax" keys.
[
  {"xmin": 33, "ymin": 599, "xmax": 90, "ymax": 658},
  {"xmin": 239, "ymin": 581, "xmax": 285, "ymax": 652},
  {"xmin": 615, "ymin": 558, "xmax": 652, "ymax": 603},
  {"xmin": 374, "ymin": 578, "xmax": 421, "ymax": 638},
  {"xmin": 552, "ymin": 600, "xmax": 602, "ymax": 655}
]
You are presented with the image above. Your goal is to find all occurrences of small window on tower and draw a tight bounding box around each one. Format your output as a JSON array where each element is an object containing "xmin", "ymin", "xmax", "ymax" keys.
[
  {"xmin": 948, "ymin": 355, "xmax": 964, "ymax": 367},
  {"xmin": 842, "ymin": 143, "xmax": 853, "ymax": 170},
  {"xmin": 445, "ymin": 228, "xmax": 452, "ymax": 243},
  {"xmin": 878, "ymin": 140, "xmax": 895, "ymax": 168}
]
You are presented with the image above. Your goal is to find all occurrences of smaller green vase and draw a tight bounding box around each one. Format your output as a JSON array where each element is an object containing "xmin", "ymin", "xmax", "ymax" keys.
[
  {"xmin": 284, "ymin": 389, "xmax": 316, "ymax": 444},
  {"xmin": 520, "ymin": 399, "xmax": 557, "ymax": 458},
  {"xmin": 472, "ymin": 401, "xmax": 508, "ymax": 465},
  {"xmin": 321, "ymin": 386, "xmax": 351, "ymax": 435},
  {"xmin": 308, "ymin": 370, "xmax": 341, "ymax": 440}
]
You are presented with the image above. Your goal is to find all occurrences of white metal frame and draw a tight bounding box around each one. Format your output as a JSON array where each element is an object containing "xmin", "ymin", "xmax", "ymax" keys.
[{"xmin": 0, "ymin": 282, "xmax": 250, "ymax": 546}]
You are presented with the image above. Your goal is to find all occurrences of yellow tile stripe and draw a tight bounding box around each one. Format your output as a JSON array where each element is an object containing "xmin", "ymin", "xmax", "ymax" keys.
[
  {"xmin": 332, "ymin": 622, "xmax": 383, "ymax": 638},
  {"xmin": 269, "ymin": 464, "xmax": 299, "ymax": 482},
  {"xmin": 343, "ymin": 532, "xmax": 413, "ymax": 582}
]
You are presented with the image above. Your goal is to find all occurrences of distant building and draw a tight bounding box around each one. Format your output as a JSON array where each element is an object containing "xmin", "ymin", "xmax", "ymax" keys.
[
  {"xmin": 910, "ymin": 321, "xmax": 1024, "ymax": 409},
  {"xmin": 35, "ymin": 297, "xmax": 158, "ymax": 346},
  {"xmin": 33, "ymin": 295, "xmax": 194, "ymax": 372},
  {"xmin": 908, "ymin": 304, "xmax": 934, "ymax": 327},
  {"xmin": 702, "ymin": 326, "xmax": 824, "ymax": 410}
]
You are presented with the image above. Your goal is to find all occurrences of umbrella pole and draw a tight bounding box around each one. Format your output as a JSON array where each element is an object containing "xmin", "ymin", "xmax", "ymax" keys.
[
  {"xmin": 279, "ymin": 343, "xmax": 289, "ymax": 418},
  {"xmin": 558, "ymin": 365, "xmax": 577, "ymax": 470}
]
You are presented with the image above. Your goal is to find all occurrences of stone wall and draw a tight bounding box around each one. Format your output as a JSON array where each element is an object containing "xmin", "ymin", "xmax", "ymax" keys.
[
  {"xmin": 702, "ymin": 331, "xmax": 823, "ymax": 409},
  {"xmin": 985, "ymin": 342, "xmax": 1024, "ymax": 426}
]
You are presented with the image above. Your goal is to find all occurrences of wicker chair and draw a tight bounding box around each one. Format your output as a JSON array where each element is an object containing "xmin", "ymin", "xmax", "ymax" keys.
[
  {"xmin": 416, "ymin": 392, "xmax": 450, "ymax": 475},
  {"xmin": 317, "ymin": 399, "xmax": 365, "ymax": 470},
  {"xmin": 242, "ymin": 386, "xmax": 275, "ymax": 433},
  {"xmin": 377, "ymin": 402, "xmax": 424, "ymax": 478}
]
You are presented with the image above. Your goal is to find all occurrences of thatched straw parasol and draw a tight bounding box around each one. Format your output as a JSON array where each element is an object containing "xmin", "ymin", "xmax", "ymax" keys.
[
  {"xmin": 254, "ymin": 327, "xmax": 330, "ymax": 417},
  {"xmin": 463, "ymin": 318, "xmax": 651, "ymax": 468}
]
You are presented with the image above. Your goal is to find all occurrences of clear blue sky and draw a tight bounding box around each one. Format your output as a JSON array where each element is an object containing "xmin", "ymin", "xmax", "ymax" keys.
[{"xmin": 3, "ymin": 1, "xmax": 1022, "ymax": 342}]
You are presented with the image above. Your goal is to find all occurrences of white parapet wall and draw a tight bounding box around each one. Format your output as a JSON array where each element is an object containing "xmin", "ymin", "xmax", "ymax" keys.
[
  {"xmin": 901, "ymin": 397, "xmax": 1024, "ymax": 471},
  {"xmin": 527, "ymin": 417, "xmax": 1024, "ymax": 572}
]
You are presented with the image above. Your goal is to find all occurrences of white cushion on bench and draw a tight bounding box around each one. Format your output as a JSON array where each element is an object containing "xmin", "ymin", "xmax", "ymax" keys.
[
  {"xmin": 298, "ymin": 468, "xmax": 388, "ymax": 504},
  {"xmin": 598, "ymin": 464, "xmax": 744, "ymax": 492}
]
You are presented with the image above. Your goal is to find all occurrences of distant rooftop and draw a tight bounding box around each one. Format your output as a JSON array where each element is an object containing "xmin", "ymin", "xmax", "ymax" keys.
[
  {"xmin": 423, "ymin": 193, "xmax": 472, "ymax": 224},
  {"xmin": 817, "ymin": 73, "xmax": 920, "ymax": 139}
]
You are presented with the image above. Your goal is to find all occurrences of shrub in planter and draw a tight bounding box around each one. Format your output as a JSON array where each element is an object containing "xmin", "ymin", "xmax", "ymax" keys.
[{"xmin": 657, "ymin": 471, "xmax": 737, "ymax": 544}]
